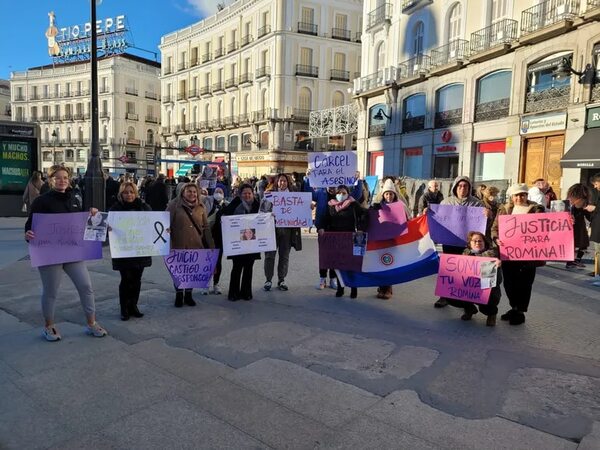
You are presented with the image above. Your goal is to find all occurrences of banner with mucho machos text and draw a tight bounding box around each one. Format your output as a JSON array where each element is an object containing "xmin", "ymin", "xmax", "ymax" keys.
[
  {"xmin": 164, "ymin": 249, "xmax": 220, "ymax": 289},
  {"xmin": 264, "ymin": 192, "xmax": 312, "ymax": 228},
  {"xmin": 28, "ymin": 212, "xmax": 103, "ymax": 268},
  {"xmin": 307, "ymin": 151, "xmax": 357, "ymax": 188},
  {"xmin": 497, "ymin": 212, "xmax": 574, "ymax": 261},
  {"xmin": 108, "ymin": 211, "xmax": 171, "ymax": 258},
  {"xmin": 221, "ymin": 213, "xmax": 276, "ymax": 257}
]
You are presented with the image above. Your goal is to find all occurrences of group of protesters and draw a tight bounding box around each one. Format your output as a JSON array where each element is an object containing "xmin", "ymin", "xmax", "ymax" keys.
[{"xmin": 23, "ymin": 163, "xmax": 600, "ymax": 340}]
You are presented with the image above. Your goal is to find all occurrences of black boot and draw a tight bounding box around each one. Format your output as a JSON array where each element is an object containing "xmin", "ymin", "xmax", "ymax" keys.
[
  {"xmin": 120, "ymin": 299, "xmax": 130, "ymax": 321},
  {"xmin": 335, "ymin": 285, "xmax": 344, "ymax": 297},
  {"xmin": 350, "ymin": 287, "xmax": 358, "ymax": 299},
  {"xmin": 174, "ymin": 291, "xmax": 184, "ymax": 308},
  {"xmin": 184, "ymin": 289, "xmax": 196, "ymax": 306},
  {"xmin": 129, "ymin": 303, "xmax": 144, "ymax": 318}
]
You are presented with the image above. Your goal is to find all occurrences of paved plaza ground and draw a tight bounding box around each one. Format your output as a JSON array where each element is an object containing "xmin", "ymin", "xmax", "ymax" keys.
[{"xmin": 0, "ymin": 217, "xmax": 599, "ymax": 449}]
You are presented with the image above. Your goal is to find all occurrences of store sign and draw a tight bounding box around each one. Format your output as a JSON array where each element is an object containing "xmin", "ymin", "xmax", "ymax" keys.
[
  {"xmin": 436, "ymin": 145, "xmax": 457, "ymax": 152},
  {"xmin": 520, "ymin": 111, "xmax": 567, "ymax": 135},
  {"xmin": 586, "ymin": 106, "xmax": 600, "ymax": 129}
]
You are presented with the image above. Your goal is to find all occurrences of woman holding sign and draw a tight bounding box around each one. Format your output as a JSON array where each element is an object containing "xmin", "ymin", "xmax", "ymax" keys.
[
  {"xmin": 24, "ymin": 165, "xmax": 107, "ymax": 341},
  {"xmin": 108, "ymin": 181, "xmax": 152, "ymax": 321},
  {"xmin": 167, "ymin": 183, "xmax": 215, "ymax": 307},
  {"xmin": 219, "ymin": 184, "xmax": 261, "ymax": 301},
  {"xmin": 492, "ymin": 183, "xmax": 544, "ymax": 326}
]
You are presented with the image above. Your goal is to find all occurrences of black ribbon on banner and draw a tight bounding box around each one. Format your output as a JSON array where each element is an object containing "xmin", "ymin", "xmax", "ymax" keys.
[{"xmin": 153, "ymin": 221, "xmax": 167, "ymax": 244}]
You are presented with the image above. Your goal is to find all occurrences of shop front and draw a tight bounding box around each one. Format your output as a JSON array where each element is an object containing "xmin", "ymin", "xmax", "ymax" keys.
[
  {"xmin": 561, "ymin": 106, "xmax": 600, "ymax": 181},
  {"xmin": 474, "ymin": 140, "xmax": 506, "ymax": 182},
  {"xmin": 433, "ymin": 130, "xmax": 459, "ymax": 179}
]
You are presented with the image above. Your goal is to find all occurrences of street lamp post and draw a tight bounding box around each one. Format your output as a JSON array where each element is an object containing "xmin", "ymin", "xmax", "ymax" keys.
[
  {"xmin": 83, "ymin": 0, "xmax": 106, "ymax": 210},
  {"xmin": 51, "ymin": 129, "xmax": 57, "ymax": 165}
]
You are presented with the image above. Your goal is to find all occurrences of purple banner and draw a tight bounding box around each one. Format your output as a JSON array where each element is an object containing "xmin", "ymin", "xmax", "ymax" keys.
[
  {"xmin": 318, "ymin": 232, "xmax": 363, "ymax": 271},
  {"xmin": 164, "ymin": 249, "xmax": 220, "ymax": 289},
  {"xmin": 368, "ymin": 202, "xmax": 408, "ymax": 240},
  {"xmin": 427, "ymin": 204, "xmax": 487, "ymax": 247},
  {"xmin": 29, "ymin": 212, "xmax": 103, "ymax": 268}
]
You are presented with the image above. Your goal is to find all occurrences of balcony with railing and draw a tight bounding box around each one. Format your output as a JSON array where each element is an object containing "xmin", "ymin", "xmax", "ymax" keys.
[
  {"xmin": 253, "ymin": 108, "xmax": 277, "ymax": 122},
  {"xmin": 188, "ymin": 88, "xmax": 199, "ymax": 98},
  {"xmin": 524, "ymin": 82, "xmax": 570, "ymax": 113},
  {"xmin": 402, "ymin": 0, "xmax": 433, "ymax": 14},
  {"xmin": 474, "ymin": 98, "xmax": 510, "ymax": 122},
  {"xmin": 367, "ymin": 3, "xmax": 392, "ymax": 30},
  {"xmin": 257, "ymin": 24, "xmax": 271, "ymax": 38},
  {"xmin": 402, "ymin": 115, "xmax": 426, "ymax": 133},
  {"xmin": 331, "ymin": 28, "xmax": 351, "ymax": 41},
  {"xmin": 162, "ymin": 95, "xmax": 174, "ymax": 104},
  {"xmin": 470, "ymin": 19, "xmax": 518, "ymax": 59},
  {"xmin": 255, "ymin": 66, "xmax": 271, "ymax": 79},
  {"xmin": 99, "ymin": 86, "xmax": 110, "ymax": 94},
  {"xmin": 62, "ymin": 114, "xmax": 73, "ymax": 121},
  {"xmin": 239, "ymin": 73, "xmax": 253, "ymax": 85},
  {"xmin": 296, "ymin": 64, "xmax": 318, "ymax": 77},
  {"xmin": 100, "ymin": 111, "xmax": 109, "ymax": 118},
  {"xmin": 430, "ymin": 39, "xmax": 469, "ymax": 69},
  {"xmin": 175, "ymin": 124, "xmax": 188, "ymax": 134},
  {"xmin": 161, "ymin": 127, "xmax": 172, "ymax": 135},
  {"xmin": 212, "ymin": 81, "xmax": 225, "ymax": 93},
  {"xmin": 292, "ymin": 109, "xmax": 311, "ymax": 121},
  {"xmin": 397, "ymin": 55, "xmax": 431, "ymax": 82},
  {"xmin": 177, "ymin": 92, "xmax": 187, "ymax": 101},
  {"xmin": 198, "ymin": 120, "xmax": 210, "ymax": 131},
  {"xmin": 212, "ymin": 118, "xmax": 224, "ymax": 129},
  {"xmin": 298, "ymin": 22, "xmax": 318, "ymax": 35},
  {"xmin": 200, "ymin": 86, "xmax": 212, "ymax": 97},
  {"xmin": 521, "ymin": 0, "xmax": 580, "ymax": 37},
  {"xmin": 225, "ymin": 77, "xmax": 238, "ymax": 89},
  {"xmin": 125, "ymin": 87, "xmax": 138, "ymax": 96},
  {"xmin": 30, "ymin": 93, "xmax": 41, "ymax": 100},
  {"xmin": 190, "ymin": 57, "xmax": 199, "ymax": 67},
  {"xmin": 178, "ymin": 62, "xmax": 187, "ymax": 71},
  {"xmin": 145, "ymin": 91, "xmax": 158, "ymax": 100},
  {"xmin": 434, "ymin": 108, "xmax": 463, "ymax": 127},
  {"xmin": 330, "ymin": 69, "xmax": 350, "ymax": 81},
  {"xmin": 145, "ymin": 115, "xmax": 158, "ymax": 123},
  {"xmin": 214, "ymin": 47, "xmax": 225, "ymax": 58},
  {"xmin": 126, "ymin": 112, "xmax": 139, "ymax": 121},
  {"xmin": 40, "ymin": 115, "xmax": 51, "ymax": 122},
  {"xmin": 164, "ymin": 66, "xmax": 173, "ymax": 75},
  {"xmin": 14, "ymin": 94, "xmax": 25, "ymax": 101},
  {"xmin": 228, "ymin": 42, "xmax": 239, "ymax": 53},
  {"xmin": 73, "ymin": 113, "xmax": 84, "ymax": 120},
  {"xmin": 238, "ymin": 113, "xmax": 251, "ymax": 125},
  {"xmin": 223, "ymin": 116, "xmax": 239, "ymax": 128},
  {"xmin": 201, "ymin": 52, "xmax": 212, "ymax": 63},
  {"xmin": 241, "ymin": 34, "xmax": 253, "ymax": 47}
]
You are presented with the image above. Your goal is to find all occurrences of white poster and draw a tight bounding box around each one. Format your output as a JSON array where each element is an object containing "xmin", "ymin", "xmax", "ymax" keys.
[
  {"xmin": 221, "ymin": 213, "xmax": 276, "ymax": 257},
  {"xmin": 264, "ymin": 192, "xmax": 312, "ymax": 228},
  {"xmin": 308, "ymin": 151, "xmax": 357, "ymax": 188},
  {"xmin": 108, "ymin": 211, "xmax": 171, "ymax": 258}
]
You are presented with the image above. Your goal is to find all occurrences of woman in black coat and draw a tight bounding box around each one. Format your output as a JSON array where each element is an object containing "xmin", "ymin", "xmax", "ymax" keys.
[
  {"xmin": 565, "ymin": 183, "xmax": 592, "ymax": 269},
  {"xmin": 218, "ymin": 184, "xmax": 261, "ymax": 301},
  {"xmin": 109, "ymin": 181, "xmax": 152, "ymax": 320}
]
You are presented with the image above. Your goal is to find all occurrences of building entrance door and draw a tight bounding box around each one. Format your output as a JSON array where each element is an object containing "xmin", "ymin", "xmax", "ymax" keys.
[{"xmin": 522, "ymin": 134, "xmax": 564, "ymax": 198}]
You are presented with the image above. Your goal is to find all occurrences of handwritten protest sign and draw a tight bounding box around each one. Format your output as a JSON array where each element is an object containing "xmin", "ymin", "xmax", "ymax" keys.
[
  {"xmin": 368, "ymin": 202, "xmax": 408, "ymax": 240},
  {"xmin": 221, "ymin": 213, "xmax": 276, "ymax": 257},
  {"xmin": 29, "ymin": 213, "xmax": 103, "ymax": 268},
  {"xmin": 264, "ymin": 192, "xmax": 312, "ymax": 228},
  {"xmin": 308, "ymin": 151, "xmax": 357, "ymax": 188},
  {"xmin": 427, "ymin": 204, "xmax": 486, "ymax": 246},
  {"xmin": 498, "ymin": 212, "xmax": 573, "ymax": 261},
  {"xmin": 108, "ymin": 211, "xmax": 170, "ymax": 258},
  {"xmin": 435, "ymin": 254, "xmax": 496, "ymax": 305},
  {"xmin": 318, "ymin": 232, "xmax": 363, "ymax": 271},
  {"xmin": 164, "ymin": 249, "xmax": 219, "ymax": 289}
]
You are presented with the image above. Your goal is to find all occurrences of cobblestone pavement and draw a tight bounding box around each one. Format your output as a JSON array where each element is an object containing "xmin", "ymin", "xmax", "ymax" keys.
[{"xmin": 1, "ymin": 218, "xmax": 599, "ymax": 449}]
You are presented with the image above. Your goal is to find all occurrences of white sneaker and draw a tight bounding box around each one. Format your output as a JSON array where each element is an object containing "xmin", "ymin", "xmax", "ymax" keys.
[
  {"xmin": 212, "ymin": 284, "xmax": 222, "ymax": 295},
  {"xmin": 42, "ymin": 325, "xmax": 61, "ymax": 342},
  {"xmin": 85, "ymin": 322, "xmax": 107, "ymax": 338},
  {"xmin": 318, "ymin": 277, "xmax": 326, "ymax": 290},
  {"xmin": 329, "ymin": 278, "xmax": 338, "ymax": 289}
]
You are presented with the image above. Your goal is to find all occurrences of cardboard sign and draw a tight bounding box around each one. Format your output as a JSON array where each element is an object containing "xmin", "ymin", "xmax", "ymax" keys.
[
  {"xmin": 221, "ymin": 213, "xmax": 276, "ymax": 257},
  {"xmin": 435, "ymin": 254, "xmax": 496, "ymax": 305},
  {"xmin": 368, "ymin": 202, "xmax": 409, "ymax": 240},
  {"xmin": 318, "ymin": 232, "xmax": 363, "ymax": 271},
  {"xmin": 308, "ymin": 151, "xmax": 357, "ymax": 188},
  {"xmin": 108, "ymin": 211, "xmax": 171, "ymax": 258},
  {"xmin": 29, "ymin": 212, "xmax": 103, "ymax": 268},
  {"xmin": 498, "ymin": 212, "xmax": 574, "ymax": 261},
  {"xmin": 427, "ymin": 204, "xmax": 487, "ymax": 246},
  {"xmin": 164, "ymin": 249, "xmax": 219, "ymax": 289},
  {"xmin": 264, "ymin": 192, "xmax": 312, "ymax": 228}
]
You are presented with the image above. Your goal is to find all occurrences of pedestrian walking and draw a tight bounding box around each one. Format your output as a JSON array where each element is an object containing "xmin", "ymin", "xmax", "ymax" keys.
[
  {"xmin": 205, "ymin": 187, "xmax": 229, "ymax": 294},
  {"xmin": 145, "ymin": 173, "xmax": 170, "ymax": 212},
  {"xmin": 22, "ymin": 171, "xmax": 43, "ymax": 212},
  {"xmin": 24, "ymin": 165, "xmax": 107, "ymax": 341},
  {"xmin": 565, "ymin": 183, "xmax": 591, "ymax": 269},
  {"xmin": 585, "ymin": 173, "xmax": 600, "ymax": 279}
]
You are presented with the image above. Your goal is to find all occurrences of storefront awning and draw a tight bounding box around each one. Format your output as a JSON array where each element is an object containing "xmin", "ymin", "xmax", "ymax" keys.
[{"xmin": 560, "ymin": 128, "xmax": 600, "ymax": 169}]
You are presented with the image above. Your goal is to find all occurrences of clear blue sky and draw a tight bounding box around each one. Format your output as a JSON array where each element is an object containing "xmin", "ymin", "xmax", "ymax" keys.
[{"xmin": 0, "ymin": 0, "xmax": 225, "ymax": 80}]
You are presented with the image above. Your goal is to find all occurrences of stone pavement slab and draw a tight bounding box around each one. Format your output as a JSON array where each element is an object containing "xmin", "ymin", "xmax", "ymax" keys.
[
  {"xmin": 0, "ymin": 309, "xmax": 31, "ymax": 336},
  {"xmin": 365, "ymin": 390, "xmax": 577, "ymax": 450},
  {"xmin": 226, "ymin": 358, "xmax": 380, "ymax": 428},
  {"xmin": 578, "ymin": 422, "xmax": 600, "ymax": 450},
  {"xmin": 51, "ymin": 398, "xmax": 267, "ymax": 450}
]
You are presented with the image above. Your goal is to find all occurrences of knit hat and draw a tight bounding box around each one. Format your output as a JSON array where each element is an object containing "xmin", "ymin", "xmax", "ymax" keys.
[
  {"xmin": 381, "ymin": 178, "xmax": 396, "ymax": 195},
  {"xmin": 506, "ymin": 183, "xmax": 528, "ymax": 197}
]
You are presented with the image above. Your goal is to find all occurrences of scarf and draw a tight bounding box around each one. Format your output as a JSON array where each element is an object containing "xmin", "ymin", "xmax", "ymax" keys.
[
  {"xmin": 328, "ymin": 196, "xmax": 355, "ymax": 212},
  {"xmin": 242, "ymin": 199, "xmax": 253, "ymax": 212}
]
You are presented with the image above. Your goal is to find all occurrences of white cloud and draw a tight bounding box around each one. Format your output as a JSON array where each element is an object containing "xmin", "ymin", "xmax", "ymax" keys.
[{"xmin": 186, "ymin": 0, "xmax": 231, "ymax": 16}]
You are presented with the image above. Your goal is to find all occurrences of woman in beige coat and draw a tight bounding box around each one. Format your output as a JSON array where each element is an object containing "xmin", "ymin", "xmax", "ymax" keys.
[{"xmin": 166, "ymin": 183, "xmax": 215, "ymax": 307}]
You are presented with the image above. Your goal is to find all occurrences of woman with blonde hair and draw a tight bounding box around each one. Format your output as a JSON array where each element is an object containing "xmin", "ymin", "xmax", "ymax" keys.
[
  {"xmin": 22, "ymin": 171, "xmax": 43, "ymax": 212},
  {"xmin": 24, "ymin": 165, "xmax": 107, "ymax": 341}
]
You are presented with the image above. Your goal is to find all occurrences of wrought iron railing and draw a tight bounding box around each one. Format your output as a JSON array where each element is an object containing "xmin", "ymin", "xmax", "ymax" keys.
[
  {"xmin": 587, "ymin": 0, "xmax": 600, "ymax": 10},
  {"xmin": 521, "ymin": 0, "xmax": 581, "ymax": 35},
  {"xmin": 239, "ymin": 73, "xmax": 252, "ymax": 84},
  {"xmin": 145, "ymin": 116, "xmax": 158, "ymax": 123},
  {"xmin": 190, "ymin": 57, "xmax": 199, "ymax": 67},
  {"xmin": 223, "ymin": 116, "xmax": 239, "ymax": 127},
  {"xmin": 238, "ymin": 113, "xmax": 250, "ymax": 125},
  {"xmin": 296, "ymin": 64, "xmax": 319, "ymax": 77},
  {"xmin": 474, "ymin": 98, "xmax": 510, "ymax": 122},
  {"xmin": 200, "ymin": 86, "xmax": 212, "ymax": 96},
  {"xmin": 367, "ymin": 3, "xmax": 392, "ymax": 29},
  {"xmin": 178, "ymin": 62, "xmax": 187, "ymax": 71},
  {"xmin": 470, "ymin": 19, "xmax": 518, "ymax": 54},
  {"xmin": 145, "ymin": 91, "xmax": 157, "ymax": 99},
  {"xmin": 524, "ymin": 84, "xmax": 570, "ymax": 113},
  {"xmin": 241, "ymin": 34, "xmax": 253, "ymax": 47},
  {"xmin": 161, "ymin": 127, "xmax": 172, "ymax": 135},
  {"xmin": 591, "ymin": 84, "xmax": 600, "ymax": 102},
  {"xmin": 355, "ymin": 32, "xmax": 362, "ymax": 42},
  {"xmin": 255, "ymin": 66, "xmax": 271, "ymax": 79},
  {"xmin": 292, "ymin": 109, "xmax": 311, "ymax": 121},
  {"xmin": 162, "ymin": 95, "xmax": 173, "ymax": 103},
  {"xmin": 434, "ymin": 108, "xmax": 463, "ymax": 127},
  {"xmin": 257, "ymin": 25, "xmax": 271, "ymax": 38},
  {"xmin": 225, "ymin": 78, "xmax": 238, "ymax": 89},
  {"xmin": 228, "ymin": 42, "xmax": 239, "ymax": 53},
  {"xmin": 330, "ymin": 69, "xmax": 350, "ymax": 81},
  {"xmin": 430, "ymin": 39, "xmax": 469, "ymax": 67},
  {"xmin": 369, "ymin": 124, "xmax": 386, "ymax": 137},
  {"xmin": 164, "ymin": 67, "xmax": 173, "ymax": 75},
  {"xmin": 331, "ymin": 28, "xmax": 351, "ymax": 41},
  {"xmin": 125, "ymin": 87, "xmax": 138, "ymax": 96},
  {"xmin": 402, "ymin": 115, "xmax": 425, "ymax": 132},
  {"xmin": 198, "ymin": 121, "xmax": 210, "ymax": 131},
  {"xmin": 214, "ymin": 47, "xmax": 225, "ymax": 58},
  {"xmin": 398, "ymin": 54, "xmax": 431, "ymax": 79},
  {"xmin": 188, "ymin": 89, "xmax": 199, "ymax": 98},
  {"xmin": 212, "ymin": 82, "xmax": 225, "ymax": 92},
  {"xmin": 202, "ymin": 53, "xmax": 212, "ymax": 63},
  {"xmin": 298, "ymin": 22, "xmax": 318, "ymax": 35},
  {"xmin": 177, "ymin": 92, "xmax": 186, "ymax": 101}
]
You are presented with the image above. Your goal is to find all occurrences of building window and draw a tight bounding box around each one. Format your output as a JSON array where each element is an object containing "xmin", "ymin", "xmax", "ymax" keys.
[
  {"xmin": 475, "ymin": 70, "xmax": 511, "ymax": 122},
  {"xmin": 475, "ymin": 141, "xmax": 506, "ymax": 181},
  {"xmin": 146, "ymin": 129, "xmax": 154, "ymax": 145},
  {"xmin": 447, "ymin": 3, "xmax": 462, "ymax": 43},
  {"xmin": 402, "ymin": 93, "xmax": 426, "ymax": 132},
  {"xmin": 216, "ymin": 136, "xmax": 226, "ymax": 151},
  {"xmin": 332, "ymin": 91, "xmax": 345, "ymax": 108},
  {"xmin": 229, "ymin": 134, "xmax": 239, "ymax": 152},
  {"xmin": 435, "ymin": 84, "xmax": 464, "ymax": 127},
  {"xmin": 413, "ymin": 21, "xmax": 424, "ymax": 56},
  {"xmin": 525, "ymin": 53, "xmax": 572, "ymax": 113},
  {"xmin": 375, "ymin": 42, "xmax": 386, "ymax": 71},
  {"xmin": 369, "ymin": 103, "xmax": 388, "ymax": 137},
  {"xmin": 260, "ymin": 130, "xmax": 269, "ymax": 148},
  {"xmin": 490, "ymin": 0, "xmax": 508, "ymax": 24},
  {"xmin": 403, "ymin": 147, "xmax": 423, "ymax": 178},
  {"xmin": 203, "ymin": 137, "xmax": 213, "ymax": 150},
  {"xmin": 242, "ymin": 132, "xmax": 252, "ymax": 151}
]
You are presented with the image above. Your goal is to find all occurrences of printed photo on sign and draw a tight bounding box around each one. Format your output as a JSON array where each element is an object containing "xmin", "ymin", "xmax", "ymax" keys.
[
  {"xmin": 307, "ymin": 151, "xmax": 357, "ymax": 188},
  {"xmin": 240, "ymin": 228, "xmax": 256, "ymax": 241},
  {"xmin": 84, "ymin": 212, "xmax": 109, "ymax": 242},
  {"xmin": 221, "ymin": 213, "xmax": 276, "ymax": 257},
  {"xmin": 353, "ymin": 232, "xmax": 367, "ymax": 256},
  {"xmin": 108, "ymin": 211, "xmax": 171, "ymax": 258},
  {"xmin": 479, "ymin": 261, "xmax": 498, "ymax": 289}
]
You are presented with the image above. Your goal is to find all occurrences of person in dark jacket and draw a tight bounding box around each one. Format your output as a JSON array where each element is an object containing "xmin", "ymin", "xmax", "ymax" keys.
[
  {"xmin": 145, "ymin": 174, "xmax": 170, "ymax": 212},
  {"xmin": 585, "ymin": 173, "xmax": 600, "ymax": 279},
  {"xmin": 218, "ymin": 184, "xmax": 261, "ymax": 301},
  {"xmin": 205, "ymin": 187, "xmax": 229, "ymax": 294},
  {"xmin": 318, "ymin": 184, "xmax": 367, "ymax": 299},
  {"xmin": 565, "ymin": 183, "xmax": 591, "ymax": 269},
  {"xmin": 418, "ymin": 180, "xmax": 444, "ymax": 215},
  {"xmin": 104, "ymin": 173, "xmax": 120, "ymax": 210},
  {"xmin": 108, "ymin": 181, "xmax": 152, "ymax": 320}
]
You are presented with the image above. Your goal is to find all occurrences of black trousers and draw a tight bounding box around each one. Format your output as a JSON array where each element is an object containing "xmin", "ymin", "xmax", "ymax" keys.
[
  {"xmin": 319, "ymin": 268, "xmax": 336, "ymax": 278},
  {"xmin": 229, "ymin": 258, "xmax": 255, "ymax": 299},
  {"xmin": 447, "ymin": 285, "xmax": 501, "ymax": 316},
  {"xmin": 213, "ymin": 248, "xmax": 224, "ymax": 284},
  {"xmin": 501, "ymin": 261, "xmax": 536, "ymax": 312},
  {"xmin": 119, "ymin": 268, "xmax": 144, "ymax": 305}
]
